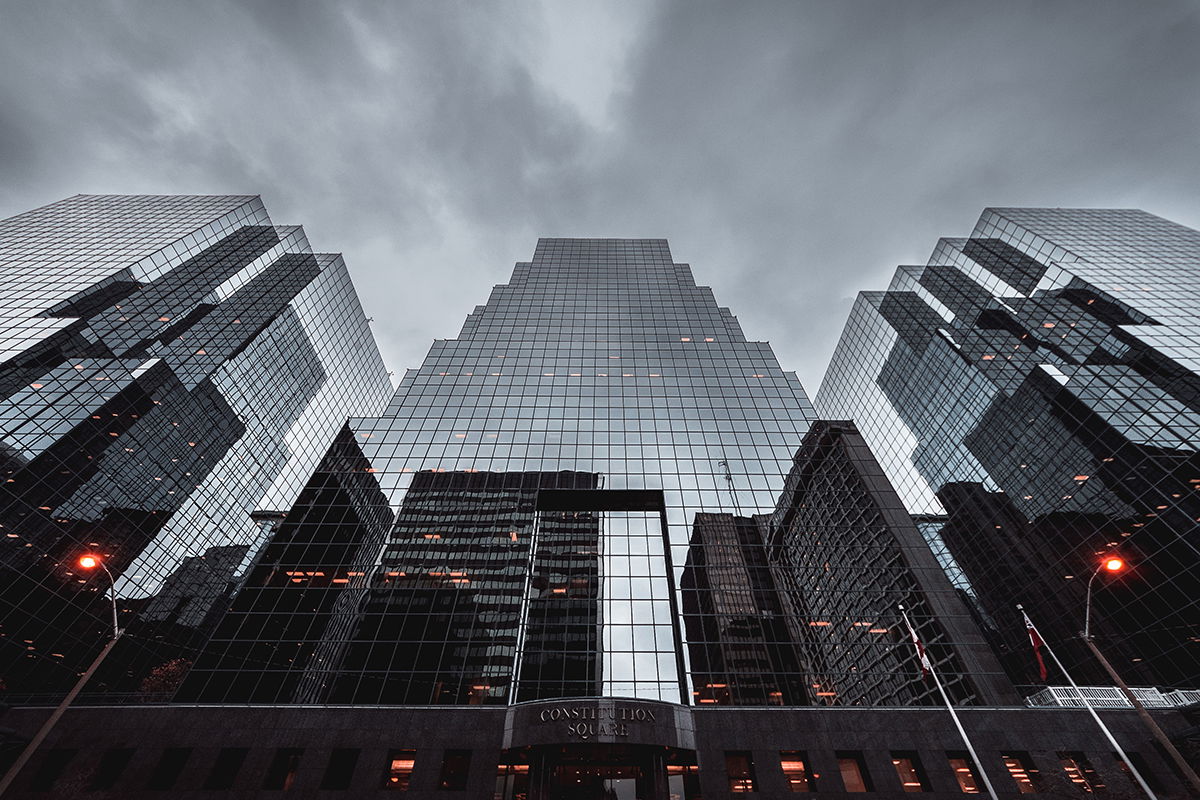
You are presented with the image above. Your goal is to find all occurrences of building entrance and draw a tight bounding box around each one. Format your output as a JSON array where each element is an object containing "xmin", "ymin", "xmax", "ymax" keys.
[
  {"xmin": 549, "ymin": 762, "xmax": 643, "ymax": 799},
  {"xmin": 498, "ymin": 744, "xmax": 700, "ymax": 800}
]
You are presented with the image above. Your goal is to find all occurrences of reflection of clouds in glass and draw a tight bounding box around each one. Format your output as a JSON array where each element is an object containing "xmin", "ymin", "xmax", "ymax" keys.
[
  {"xmin": 633, "ymin": 626, "xmax": 657, "ymax": 651},
  {"xmin": 609, "ymin": 652, "xmax": 635, "ymax": 682},
  {"xmin": 597, "ymin": 511, "xmax": 678, "ymax": 698}
]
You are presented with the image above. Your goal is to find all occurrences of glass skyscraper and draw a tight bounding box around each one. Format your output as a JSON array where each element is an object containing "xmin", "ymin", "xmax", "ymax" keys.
[
  {"xmin": 817, "ymin": 208, "xmax": 1200, "ymax": 693},
  {"xmin": 0, "ymin": 195, "xmax": 392, "ymax": 700},
  {"xmin": 4, "ymin": 230, "xmax": 1195, "ymax": 799},
  {"xmin": 181, "ymin": 236, "xmax": 1005, "ymax": 713}
]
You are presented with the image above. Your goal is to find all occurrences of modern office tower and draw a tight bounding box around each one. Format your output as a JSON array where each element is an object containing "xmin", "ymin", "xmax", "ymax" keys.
[
  {"xmin": 0, "ymin": 195, "xmax": 392, "ymax": 700},
  {"xmin": 6, "ymin": 235, "xmax": 1196, "ymax": 799},
  {"xmin": 185, "ymin": 237, "xmax": 1005, "ymax": 709},
  {"xmin": 817, "ymin": 208, "xmax": 1200, "ymax": 692}
]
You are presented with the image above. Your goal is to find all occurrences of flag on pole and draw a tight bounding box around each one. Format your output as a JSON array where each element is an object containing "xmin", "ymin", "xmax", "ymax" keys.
[
  {"xmin": 898, "ymin": 604, "xmax": 1003, "ymax": 800},
  {"xmin": 1022, "ymin": 610, "xmax": 1048, "ymax": 681},
  {"xmin": 900, "ymin": 607, "xmax": 933, "ymax": 677}
]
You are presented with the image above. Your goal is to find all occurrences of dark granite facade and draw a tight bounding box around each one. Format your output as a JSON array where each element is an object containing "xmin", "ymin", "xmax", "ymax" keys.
[{"xmin": 0, "ymin": 701, "xmax": 1196, "ymax": 798}]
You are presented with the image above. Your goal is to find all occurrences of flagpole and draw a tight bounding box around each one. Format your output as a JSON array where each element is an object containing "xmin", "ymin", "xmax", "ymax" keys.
[
  {"xmin": 1017, "ymin": 604, "xmax": 1157, "ymax": 800},
  {"xmin": 898, "ymin": 604, "xmax": 999, "ymax": 800}
]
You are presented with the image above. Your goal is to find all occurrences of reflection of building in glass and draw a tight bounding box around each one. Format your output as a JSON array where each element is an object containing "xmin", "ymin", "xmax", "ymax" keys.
[
  {"xmin": 137, "ymin": 544, "xmax": 249, "ymax": 630},
  {"xmin": 337, "ymin": 468, "xmax": 551, "ymax": 706},
  {"xmin": 680, "ymin": 512, "xmax": 809, "ymax": 706},
  {"xmin": 817, "ymin": 208, "xmax": 1200, "ymax": 690},
  {"xmin": 92, "ymin": 543, "xmax": 249, "ymax": 698},
  {"xmin": 515, "ymin": 486, "xmax": 605, "ymax": 702},
  {"xmin": 0, "ymin": 195, "xmax": 391, "ymax": 699},
  {"xmin": 177, "ymin": 424, "xmax": 395, "ymax": 703}
]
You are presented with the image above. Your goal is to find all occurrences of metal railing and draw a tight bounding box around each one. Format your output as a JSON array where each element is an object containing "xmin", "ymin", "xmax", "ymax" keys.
[{"xmin": 1025, "ymin": 685, "xmax": 1200, "ymax": 709}]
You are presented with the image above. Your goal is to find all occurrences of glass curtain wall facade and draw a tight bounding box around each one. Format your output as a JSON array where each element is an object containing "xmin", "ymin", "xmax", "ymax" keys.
[
  {"xmin": 0, "ymin": 195, "xmax": 392, "ymax": 701},
  {"xmin": 185, "ymin": 237, "xmax": 1006, "ymax": 708},
  {"xmin": 816, "ymin": 208, "xmax": 1200, "ymax": 692}
]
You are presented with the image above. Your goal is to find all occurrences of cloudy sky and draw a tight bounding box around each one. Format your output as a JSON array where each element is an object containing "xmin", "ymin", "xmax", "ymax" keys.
[{"xmin": 1, "ymin": 1, "xmax": 1198, "ymax": 393}]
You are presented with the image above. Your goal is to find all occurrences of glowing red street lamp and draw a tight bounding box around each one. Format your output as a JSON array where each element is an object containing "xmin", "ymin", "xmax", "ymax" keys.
[
  {"xmin": 1084, "ymin": 554, "xmax": 1125, "ymax": 640},
  {"xmin": 77, "ymin": 553, "xmax": 120, "ymax": 639}
]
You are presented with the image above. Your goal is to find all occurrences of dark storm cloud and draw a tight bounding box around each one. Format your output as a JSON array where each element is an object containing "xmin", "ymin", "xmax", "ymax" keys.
[
  {"xmin": 0, "ymin": 1, "xmax": 1197, "ymax": 392},
  {"xmin": 563, "ymin": 0, "xmax": 1200, "ymax": 392},
  {"xmin": 0, "ymin": 0, "xmax": 595, "ymax": 375}
]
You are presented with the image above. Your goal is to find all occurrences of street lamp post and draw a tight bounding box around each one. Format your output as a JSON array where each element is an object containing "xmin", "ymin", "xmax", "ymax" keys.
[
  {"xmin": 1083, "ymin": 557, "xmax": 1123, "ymax": 641},
  {"xmin": 78, "ymin": 555, "xmax": 121, "ymax": 638},
  {"xmin": 1080, "ymin": 556, "xmax": 1200, "ymax": 796},
  {"xmin": 0, "ymin": 555, "xmax": 124, "ymax": 797}
]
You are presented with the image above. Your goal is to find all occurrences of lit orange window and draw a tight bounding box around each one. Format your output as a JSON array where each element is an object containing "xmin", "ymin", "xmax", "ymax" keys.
[{"xmin": 383, "ymin": 750, "xmax": 416, "ymax": 790}]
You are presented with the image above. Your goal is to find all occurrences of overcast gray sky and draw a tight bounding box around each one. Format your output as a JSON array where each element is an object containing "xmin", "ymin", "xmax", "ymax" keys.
[{"xmin": 1, "ymin": 1, "xmax": 1198, "ymax": 393}]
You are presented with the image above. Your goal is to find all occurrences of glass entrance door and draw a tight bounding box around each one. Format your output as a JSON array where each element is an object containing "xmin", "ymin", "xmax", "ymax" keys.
[
  {"xmin": 497, "ymin": 744, "xmax": 699, "ymax": 800},
  {"xmin": 549, "ymin": 763, "xmax": 646, "ymax": 799}
]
